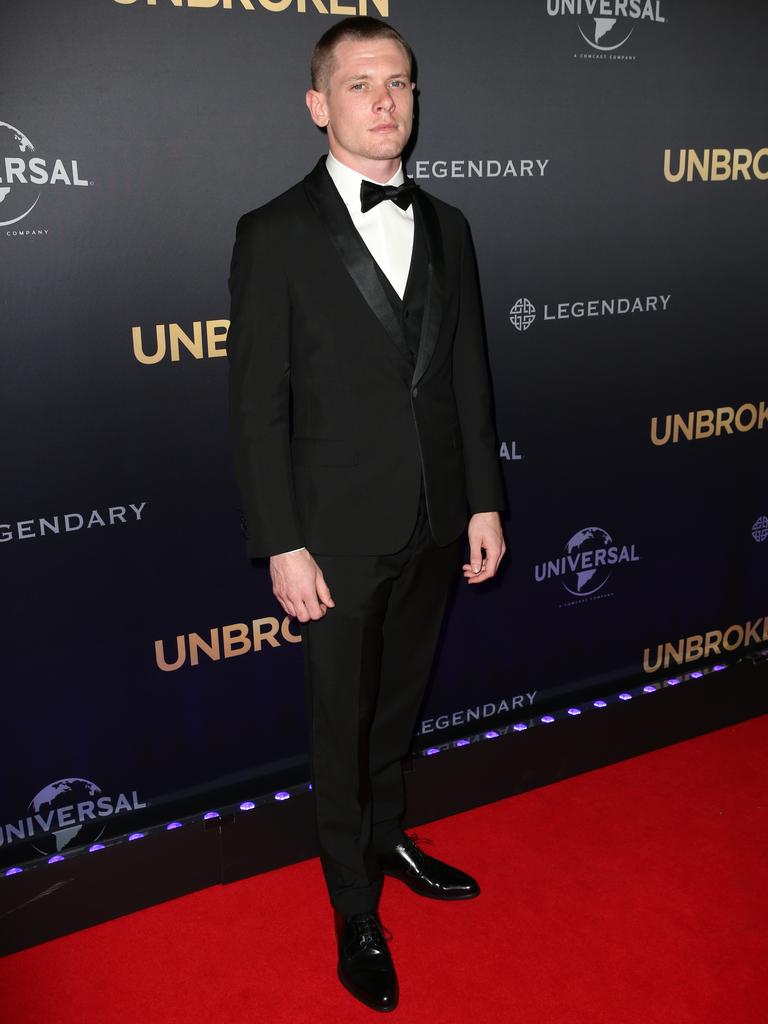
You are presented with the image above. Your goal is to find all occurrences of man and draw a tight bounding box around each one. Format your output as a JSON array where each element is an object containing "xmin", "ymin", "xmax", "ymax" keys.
[{"xmin": 227, "ymin": 16, "xmax": 506, "ymax": 1012}]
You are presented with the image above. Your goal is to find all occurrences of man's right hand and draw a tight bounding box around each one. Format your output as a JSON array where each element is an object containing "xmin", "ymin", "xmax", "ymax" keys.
[{"xmin": 269, "ymin": 548, "xmax": 335, "ymax": 622}]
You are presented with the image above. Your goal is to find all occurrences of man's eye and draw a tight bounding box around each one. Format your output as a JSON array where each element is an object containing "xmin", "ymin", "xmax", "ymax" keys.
[
  {"xmin": 351, "ymin": 82, "xmax": 365, "ymax": 91},
  {"xmin": 389, "ymin": 80, "xmax": 406, "ymax": 88}
]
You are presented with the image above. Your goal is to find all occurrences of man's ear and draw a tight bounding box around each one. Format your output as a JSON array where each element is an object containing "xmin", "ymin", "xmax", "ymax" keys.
[{"xmin": 306, "ymin": 89, "xmax": 329, "ymax": 129}]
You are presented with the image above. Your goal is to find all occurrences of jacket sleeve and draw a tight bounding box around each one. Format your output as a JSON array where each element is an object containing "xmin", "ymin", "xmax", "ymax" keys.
[
  {"xmin": 226, "ymin": 211, "xmax": 304, "ymax": 558},
  {"xmin": 452, "ymin": 215, "xmax": 507, "ymax": 514}
]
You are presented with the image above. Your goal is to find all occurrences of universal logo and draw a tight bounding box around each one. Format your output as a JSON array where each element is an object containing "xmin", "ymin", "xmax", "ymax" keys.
[
  {"xmin": 546, "ymin": 0, "xmax": 666, "ymax": 61},
  {"xmin": 509, "ymin": 293, "xmax": 670, "ymax": 331},
  {"xmin": 0, "ymin": 120, "xmax": 91, "ymax": 237},
  {"xmin": 534, "ymin": 525, "xmax": 640, "ymax": 607},
  {"xmin": 112, "ymin": 0, "xmax": 389, "ymax": 14},
  {"xmin": 1, "ymin": 778, "xmax": 147, "ymax": 855}
]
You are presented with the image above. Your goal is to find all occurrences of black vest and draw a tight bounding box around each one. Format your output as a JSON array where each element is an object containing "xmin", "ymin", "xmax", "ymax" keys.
[{"xmin": 371, "ymin": 210, "xmax": 429, "ymax": 370}]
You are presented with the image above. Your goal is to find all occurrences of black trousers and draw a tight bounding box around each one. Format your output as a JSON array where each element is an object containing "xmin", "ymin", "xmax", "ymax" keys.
[{"xmin": 300, "ymin": 489, "xmax": 462, "ymax": 916}]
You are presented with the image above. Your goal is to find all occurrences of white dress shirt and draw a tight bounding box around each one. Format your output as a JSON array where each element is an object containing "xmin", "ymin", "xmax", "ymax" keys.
[
  {"xmin": 276, "ymin": 152, "xmax": 416, "ymax": 557},
  {"xmin": 325, "ymin": 150, "xmax": 415, "ymax": 300}
]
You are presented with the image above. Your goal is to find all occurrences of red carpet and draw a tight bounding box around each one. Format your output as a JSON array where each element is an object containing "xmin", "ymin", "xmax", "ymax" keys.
[{"xmin": 1, "ymin": 716, "xmax": 766, "ymax": 1023}]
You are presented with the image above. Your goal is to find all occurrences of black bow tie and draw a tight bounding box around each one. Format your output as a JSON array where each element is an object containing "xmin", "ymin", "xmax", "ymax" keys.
[{"xmin": 360, "ymin": 179, "xmax": 418, "ymax": 214}]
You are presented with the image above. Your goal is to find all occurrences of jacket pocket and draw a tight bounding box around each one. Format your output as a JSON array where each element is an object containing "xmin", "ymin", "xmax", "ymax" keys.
[{"xmin": 290, "ymin": 437, "xmax": 358, "ymax": 466}]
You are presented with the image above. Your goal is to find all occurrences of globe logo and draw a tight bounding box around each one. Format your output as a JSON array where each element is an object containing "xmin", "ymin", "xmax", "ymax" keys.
[
  {"xmin": 577, "ymin": 17, "xmax": 635, "ymax": 51},
  {"xmin": 753, "ymin": 515, "xmax": 768, "ymax": 543},
  {"xmin": 509, "ymin": 297, "xmax": 536, "ymax": 332},
  {"xmin": 0, "ymin": 120, "xmax": 41, "ymax": 227},
  {"xmin": 29, "ymin": 777, "xmax": 105, "ymax": 855},
  {"xmin": 562, "ymin": 526, "xmax": 613, "ymax": 595}
]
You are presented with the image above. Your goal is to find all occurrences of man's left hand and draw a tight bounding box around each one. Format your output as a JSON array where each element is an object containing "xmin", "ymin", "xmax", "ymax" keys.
[{"xmin": 462, "ymin": 511, "xmax": 506, "ymax": 584}]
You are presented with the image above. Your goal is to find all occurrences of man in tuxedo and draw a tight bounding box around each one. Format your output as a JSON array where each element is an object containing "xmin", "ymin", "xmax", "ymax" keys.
[{"xmin": 227, "ymin": 16, "xmax": 506, "ymax": 1012}]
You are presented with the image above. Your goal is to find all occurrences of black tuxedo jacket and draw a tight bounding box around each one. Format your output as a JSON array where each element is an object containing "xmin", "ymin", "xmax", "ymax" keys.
[{"xmin": 227, "ymin": 157, "xmax": 505, "ymax": 558}]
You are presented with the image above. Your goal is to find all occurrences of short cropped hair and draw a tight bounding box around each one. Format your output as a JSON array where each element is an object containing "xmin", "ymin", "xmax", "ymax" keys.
[{"xmin": 310, "ymin": 16, "xmax": 415, "ymax": 92}]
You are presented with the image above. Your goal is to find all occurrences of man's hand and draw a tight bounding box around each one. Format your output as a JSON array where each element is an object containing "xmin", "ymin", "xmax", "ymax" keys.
[
  {"xmin": 462, "ymin": 511, "xmax": 506, "ymax": 585},
  {"xmin": 269, "ymin": 548, "xmax": 335, "ymax": 622}
]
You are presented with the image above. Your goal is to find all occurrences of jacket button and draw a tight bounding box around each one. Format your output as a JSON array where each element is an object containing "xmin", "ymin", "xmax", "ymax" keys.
[{"xmin": 412, "ymin": 386, "xmax": 418, "ymax": 398}]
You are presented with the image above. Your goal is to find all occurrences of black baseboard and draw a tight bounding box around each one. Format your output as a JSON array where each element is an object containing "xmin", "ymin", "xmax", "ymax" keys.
[{"xmin": 1, "ymin": 654, "xmax": 765, "ymax": 958}]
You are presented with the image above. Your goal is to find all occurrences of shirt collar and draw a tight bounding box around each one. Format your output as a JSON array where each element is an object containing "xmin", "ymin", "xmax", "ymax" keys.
[{"xmin": 325, "ymin": 151, "xmax": 405, "ymax": 212}]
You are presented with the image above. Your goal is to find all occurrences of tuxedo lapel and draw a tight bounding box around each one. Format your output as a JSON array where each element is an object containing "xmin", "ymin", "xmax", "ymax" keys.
[
  {"xmin": 302, "ymin": 158, "xmax": 413, "ymax": 367},
  {"xmin": 410, "ymin": 188, "xmax": 445, "ymax": 386}
]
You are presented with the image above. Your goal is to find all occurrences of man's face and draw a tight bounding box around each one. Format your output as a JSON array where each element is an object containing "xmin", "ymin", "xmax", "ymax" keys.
[{"xmin": 306, "ymin": 37, "xmax": 415, "ymax": 175}]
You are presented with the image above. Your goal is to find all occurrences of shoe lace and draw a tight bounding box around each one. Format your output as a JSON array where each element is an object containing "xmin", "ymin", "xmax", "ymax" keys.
[
  {"xmin": 355, "ymin": 914, "xmax": 393, "ymax": 946},
  {"xmin": 402, "ymin": 832, "xmax": 435, "ymax": 864}
]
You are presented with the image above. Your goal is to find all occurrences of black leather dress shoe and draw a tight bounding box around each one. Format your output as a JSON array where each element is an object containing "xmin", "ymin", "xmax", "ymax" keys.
[
  {"xmin": 335, "ymin": 910, "xmax": 399, "ymax": 1012},
  {"xmin": 379, "ymin": 834, "xmax": 480, "ymax": 900}
]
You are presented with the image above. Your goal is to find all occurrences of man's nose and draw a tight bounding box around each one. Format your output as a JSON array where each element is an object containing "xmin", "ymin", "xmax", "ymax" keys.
[{"xmin": 372, "ymin": 85, "xmax": 395, "ymax": 111}]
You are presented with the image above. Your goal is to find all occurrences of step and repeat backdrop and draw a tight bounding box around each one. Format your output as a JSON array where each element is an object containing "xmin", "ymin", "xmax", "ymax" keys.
[{"xmin": 2, "ymin": 0, "xmax": 766, "ymax": 863}]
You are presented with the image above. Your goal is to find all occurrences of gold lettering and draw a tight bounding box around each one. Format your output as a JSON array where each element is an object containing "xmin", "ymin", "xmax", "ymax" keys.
[
  {"xmin": 722, "ymin": 625, "xmax": 744, "ymax": 651},
  {"xmin": 672, "ymin": 412, "xmax": 694, "ymax": 443},
  {"xmin": 189, "ymin": 630, "xmax": 221, "ymax": 665},
  {"xmin": 169, "ymin": 321, "xmax": 204, "ymax": 361},
  {"xmin": 715, "ymin": 405, "xmax": 734, "ymax": 435},
  {"xmin": 650, "ymin": 415, "xmax": 671, "ymax": 446},
  {"xmin": 280, "ymin": 616, "xmax": 302, "ymax": 643},
  {"xmin": 259, "ymin": 0, "xmax": 292, "ymax": 10},
  {"xmin": 642, "ymin": 644, "xmax": 663, "ymax": 674},
  {"xmin": 732, "ymin": 148, "xmax": 752, "ymax": 181},
  {"xmin": 709, "ymin": 148, "xmax": 731, "ymax": 181},
  {"xmin": 754, "ymin": 148, "xmax": 768, "ymax": 181},
  {"xmin": 703, "ymin": 630, "xmax": 722, "ymax": 658},
  {"xmin": 684, "ymin": 634, "xmax": 703, "ymax": 663},
  {"xmin": 695, "ymin": 408, "xmax": 714, "ymax": 439},
  {"xmin": 222, "ymin": 623, "xmax": 251, "ymax": 657},
  {"xmin": 252, "ymin": 616, "xmax": 280, "ymax": 651},
  {"xmin": 735, "ymin": 403, "xmax": 757, "ymax": 432},
  {"xmin": 686, "ymin": 149, "xmax": 710, "ymax": 182},
  {"xmin": 663, "ymin": 639, "xmax": 685, "ymax": 668},
  {"xmin": 155, "ymin": 636, "xmax": 186, "ymax": 671},
  {"xmin": 132, "ymin": 324, "xmax": 166, "ymax": 364},
  {"xmin": 330, "ymin": 0, "xmax": 356, "ymax": 12},
  {"xmin": 663, "ymin": 148, "xmax": 685, "ymax": 183},
  {"xmin": 206, "ymin": 319, "xmax": 229, "ymax": 358}
]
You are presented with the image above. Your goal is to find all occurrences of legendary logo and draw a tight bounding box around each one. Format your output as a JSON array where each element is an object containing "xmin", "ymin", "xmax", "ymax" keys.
[
  {"xmin": 509, "ymin": 298, "xmax": 537, "ymax": 332},
  {"xmin": 643, "ymin": 617, "xmax": 768, "ymax": 674},
  {"xmin": 509, "ymin": 294, "xmax": 669, "ymax": 331},
  {"xmin": 664, "ymin": 148, "xmax": 768, "ymax": 183},
  {"xmin": 753, "ymin": 516, "xmax": 768, "ymax": 544},
  {"xmin": 0, "ymin": 778, "xmax": 147, "ymax": 855},
  {"xmin": 547, "ymin": 0, "xmax": 666, "ymax": 55},
  {"xmin": 413, "ymin": 159, "xmax": 549, "ymax": 180},
  {"xmin": 419, "ymin": 692, "xmax": 538, "ymax": 735},
  {"xmin": 535, "ymin": 526, "xmax": 640, "ymax": 599},
  {"xmin": 0, "ymin": 502, "xmax": 147, "ymax": 543},
  {"xmin": 0, "ymin": 120, "xmax": 90, "ymax": 232},
  {"xmin": 651, "ymin": 402, "xmax": 767, "ymax": 445}
]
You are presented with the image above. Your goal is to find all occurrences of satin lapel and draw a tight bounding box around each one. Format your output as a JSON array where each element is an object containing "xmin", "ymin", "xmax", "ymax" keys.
[
  {"xmin": 410, "ymin": 188, "xmax": 445, "ymax": 386},
  {"xmin": 302, "ymin": 159, "xmax": 412, "ymax": 366}
]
